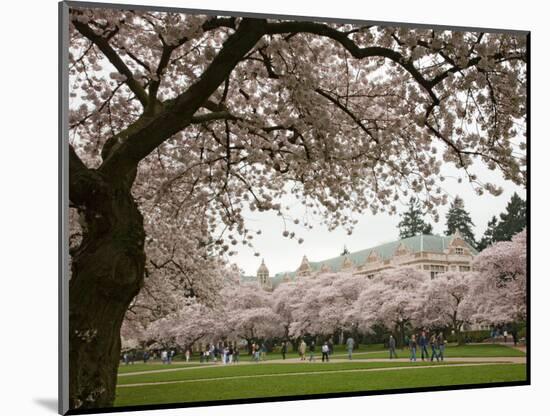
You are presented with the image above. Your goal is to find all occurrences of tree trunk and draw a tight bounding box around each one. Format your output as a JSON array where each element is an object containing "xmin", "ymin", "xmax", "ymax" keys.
[{"xmin": 69, "ymin": 172, "xmax": 145, "ymax": 410}]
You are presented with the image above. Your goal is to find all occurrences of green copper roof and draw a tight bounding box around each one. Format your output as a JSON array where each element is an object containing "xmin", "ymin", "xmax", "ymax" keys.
[{"xmin": 273, "ymin": 234, "xmax": 478, "ymax": 279}]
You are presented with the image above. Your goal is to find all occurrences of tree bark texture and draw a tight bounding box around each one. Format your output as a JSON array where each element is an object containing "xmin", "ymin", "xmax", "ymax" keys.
[{"xmin": 69, "ymin": 168, "xmax": 145, "ymax": 410}]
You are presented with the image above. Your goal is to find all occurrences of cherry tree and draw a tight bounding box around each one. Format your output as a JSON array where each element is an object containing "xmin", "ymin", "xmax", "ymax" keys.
[
  {"xmin": 288, "ymin": 272, "xmax": 370, "ymax": 340},
  {"xmin": 144, "ymin": 297, "xmax": 224, "ymax": 349},
  {"xmin": 66, "ymin": 5, "xmax": 526, "ymax": 408},
  {"xmin": 222, "ymin": 283, "xmax": 283, "ymax": 350},
  {"xmin": 419, "ymin": 271, "xmax": 477, "ymax": 344},
  {"xmin": 353, "ymin": 267, "xmax": 428, "ymax": 345},
  {"xmin": 471, "ymin": 229, "xmax": 527, "ymax": 325},
  {"xmin": 271, "ymin": 278, "xmax": 309, "ymax": 345}
]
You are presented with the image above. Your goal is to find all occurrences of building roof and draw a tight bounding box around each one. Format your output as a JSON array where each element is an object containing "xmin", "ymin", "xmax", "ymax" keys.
[
  {"xmin": 257, "ymin": 259, "xmax": 269, "ymax": 275},
  {"xmin": 274, "ymin": 234, "xmax": 477, "ymax": 279}
]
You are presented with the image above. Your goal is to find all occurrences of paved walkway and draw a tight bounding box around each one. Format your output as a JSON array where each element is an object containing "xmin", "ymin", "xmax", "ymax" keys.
[
  {"xmin": 118, "ymin": 356, "xmax": 526, "ymax": 378},
  {"xmin": 118, "ymin": 359, "xmax": 525, "ymax": 388}
]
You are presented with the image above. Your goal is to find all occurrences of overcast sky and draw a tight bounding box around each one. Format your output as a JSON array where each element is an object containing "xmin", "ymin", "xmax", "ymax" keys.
[{"xmin": 230, "ymin": 159, "xmax": 526, "ymax": 276}]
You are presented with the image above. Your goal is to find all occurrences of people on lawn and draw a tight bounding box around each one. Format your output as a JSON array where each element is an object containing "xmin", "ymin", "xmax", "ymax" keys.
[
  {"xmin": 234, "ymin": 345, "xmax": 240, "ymax": 363},
  {"xmin": 438, "ymin": 332, "xmax": 446, "ymax": 361},
  {"xmin": 309, "ymin": 341, "xmax": 316, "ymax": 362},
  {"xmin": 253, "ymin": 343, "xmax": 260, "ymax": 362},
  {"xmin": 299, "ymin": 340, "xmax": 307, "ymax": 361},
  {"xmin": 346, "ymin": 336, "xmax": 355, "ymax": 360},
  {"xmin": 260, "ymin": 343, "xmax": 267, "ymax": 360},
  {"xmin": 419, "ymin": 331, "xmax": 429, "ymax": 361},
  {"xmin": 185, "ymin": 348, "xmax": 191, "ymax": 363},
  {"xmin": 388, "ymin": 335, "xmax": 398, "ymax": 359},
  {"xmin": 281, "ymin": 341, "xmax": 288, "ymax": 360},
  {"xmin": 321, "ymin": 342, "xmax": 330, "ymax": 362},
  {"xmin": 430, "ymin": 335, "xmax": 440, "ymax": 362},
  {"xmin": 143, "ymin": 351, "xmax": 150, "ymax": 364},
  {"xmin": 409, "ymin": 334, "xmax": 417, "ymax": 362}
]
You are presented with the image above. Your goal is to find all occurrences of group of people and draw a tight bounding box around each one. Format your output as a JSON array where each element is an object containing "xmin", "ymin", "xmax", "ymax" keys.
[
  {"xmin": 251, "ymin": 342, "xmax": 267, "ymax": 362},
  {"xmin": 160, "ymin": 349, "xmax": 176, "ymax": 364},
  {"xmin": 387, "ymin": 331, "xmax": 446, "ymax": 362},
  {"xmin": 123, "ymin": 332, "xmax": 451, "ymax": 366},
  {"xmin": 199, "ymin": 343, "xmax": 241, "ymax": 364}
]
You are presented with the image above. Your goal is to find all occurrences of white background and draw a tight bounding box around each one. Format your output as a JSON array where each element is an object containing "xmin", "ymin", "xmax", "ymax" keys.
[{"xmin": 0, "ymin": 0, "xmax": 547, "ymax": 415}]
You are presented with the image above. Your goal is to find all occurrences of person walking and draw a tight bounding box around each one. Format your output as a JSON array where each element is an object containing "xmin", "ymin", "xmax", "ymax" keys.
[
  {"xmin": 260, "ymin": 343, "xmax": 267, "ymax": 361},
  {"xmin": 321, "ymin": 342, "xmax": 330, "ymax": 362},
  {"xmin": 419, "ymin": 331, "xmax": 429, "ymax": 361},
  {"xmin": 299, "ymin": 340, "xmax": 307, "ymax": 361},
  {"xmin": 143, "ymin": 351, "xmax": 150, "ymax": 364},
  {"xmin": 308, "ymin": 341, "xmax": 316, "ymax": 362},
  {"xmin": 409, "ymin": 335, "xmax": 417, "ymax": 362},
  {"xmin": 161, "ymin": 350, "xmax": 168, "ymax": 364},
  {"xmin": 430, "ymin": 335, "xmax": 440, "ymax": 362},
  {"xmin": 234, "ymin": 346, "xmax": 240, "ymax": 363},
  {"xmin": 281, "ymin": 341, "xmax": 288, "ymax": 360},
  {"xmin": 437, "ymin": 332, "xmax": 446, "ymax": 361},
  {"xmin": 222, "ymin": 346, "xmax": 229, "ymax": 364},
  {"xmin": 228, "ymin": 344, "xmax": 234, "ymax": 364},
  {"xmin": 185, "ymin": 348, "xmax": 191, "ymax": 363},
  {"xmin": 388, "ymin": 335, "xmax": 398, "ymax": 359},
  {"xmin": 253, "ymin": 343, "xmax": 260, "ymax": 362},
  {"xmin": 123, "ymin": 352, "xmax": 129, "ymax": 365},
  {"xmin": 346, "ymin": 336, "xmax": 355, "ymax": 360}
]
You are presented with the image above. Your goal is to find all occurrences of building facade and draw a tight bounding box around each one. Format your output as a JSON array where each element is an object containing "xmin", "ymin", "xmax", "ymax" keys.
[{"xmin": 249, "ymin": 232, "xmax": 477, "ymax": 290}]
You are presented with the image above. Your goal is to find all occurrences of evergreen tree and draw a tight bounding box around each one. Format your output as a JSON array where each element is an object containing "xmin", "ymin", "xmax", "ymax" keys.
[
  {"xmin": 477, "ymin": 216, "xmax": 499, "ymax": 251},
  {"xmin": 398, "ymin": 198, "xmax": 433, "ymax": 239},
  {"xmin": 493, "ymin": 193, "xmax": 527, "ymax": 242},
  {"xmin": 445, "ymin": 196, "xmax": 476, "ymax": 246}
]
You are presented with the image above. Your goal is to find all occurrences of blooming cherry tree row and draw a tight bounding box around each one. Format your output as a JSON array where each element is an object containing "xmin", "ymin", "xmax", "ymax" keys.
[{"xmin": 125, "ymin": 230, "xmax": 526, "ymax": 350}]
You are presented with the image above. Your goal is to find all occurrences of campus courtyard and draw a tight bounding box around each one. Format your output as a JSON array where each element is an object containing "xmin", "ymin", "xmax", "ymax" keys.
[{"xmin": 114, "ymin": 343, "xmax": 526, "ymax": 406}]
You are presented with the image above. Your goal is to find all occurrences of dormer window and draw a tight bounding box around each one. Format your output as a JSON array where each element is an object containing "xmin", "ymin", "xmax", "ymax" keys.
[{"xmin": 454, "ymin": 247, "xmax": 464, "ymax": 255}]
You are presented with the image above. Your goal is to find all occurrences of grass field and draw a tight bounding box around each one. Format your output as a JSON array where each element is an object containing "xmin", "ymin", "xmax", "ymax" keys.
[
  {"xmin": 351, "ymin": 344, "xmax": 525, "ymax": 359},
  {"xmin": 118, "ymin": 344, "xmax": 525, "ymax": 373},
  {"xmin": 117, "ymin": 361, "xmax": 479, "ymax": 385},
  {"xmin": 114, "ymin": 363, "xmax": 526, "ymax": 406}
]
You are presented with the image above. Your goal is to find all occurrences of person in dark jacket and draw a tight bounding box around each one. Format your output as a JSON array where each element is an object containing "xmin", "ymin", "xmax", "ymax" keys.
[
  {"xmin": 430, "ymin": 335, "xmax": 440, "ymax": 362},
  {"xmin": 308, "ymin": 341, "xmax": 316, "ymax": 362},
  {"xmin": 409, "ymin": 335, "xmax": 417, "ymax": 362},
  {"xmin": 281, "ymin": 341, "xmax": 288, "ymax": 360},
  {"xmin": 419, "ymin": 331, "xmax": 429, "ymax": 361},
  {"xmin": 388, "ymin": 335, "xmax": 398, "ymax": 359}
]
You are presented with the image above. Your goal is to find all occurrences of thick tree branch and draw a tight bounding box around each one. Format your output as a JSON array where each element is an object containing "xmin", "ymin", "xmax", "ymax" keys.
[
  {"xmin": 99, "ymin": 18, "xmax": 268, "ymax": 180},
  {"xmin": 265, "ymin": 21, "xmax": 439, "ymax": 104},
  {"xmin": 71, "ymin": 18, "xmax": 150, "ymax": 108}
]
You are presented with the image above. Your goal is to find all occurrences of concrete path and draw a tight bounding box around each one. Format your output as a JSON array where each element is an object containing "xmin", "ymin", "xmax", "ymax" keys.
[{"xmin": 118, "ymin": 360, "xmax": 525, "ymax": 388}]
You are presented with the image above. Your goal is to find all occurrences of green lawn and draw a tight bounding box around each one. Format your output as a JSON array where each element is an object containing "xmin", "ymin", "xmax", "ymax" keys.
[
  {"xmin": 117, "ymin": 361, "xmax": 476, "ymax": 385},
  {"xmin": 360, "ymin": 344, "xmax": 525, "ymax": 359},
  {"xmin": 118, "ymin": 363, "xmax": 203, "ymax": 374},
  {"xmin": 121, "ymin": 344, "xmax": 523, "ymax": 372},
  {"xmin": 114, "ymin": 363, "xmax": 526, "ymax": 407}
]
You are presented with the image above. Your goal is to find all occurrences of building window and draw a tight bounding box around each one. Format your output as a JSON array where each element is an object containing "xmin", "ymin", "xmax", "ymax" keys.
[
  {"xmin": 454, "ymin": 247, "xmax": 464, "ymax": 255},
  {"xmin": 366, "ymin": 274, "xmax": 375, "ymax": 279},
  {"xmin": 429, "ymin": 264, "xmax": 446, "ymax": 279},
  {"xmin": 459, "ymin": 266, "xmax": 471, "ymax": 272}
]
